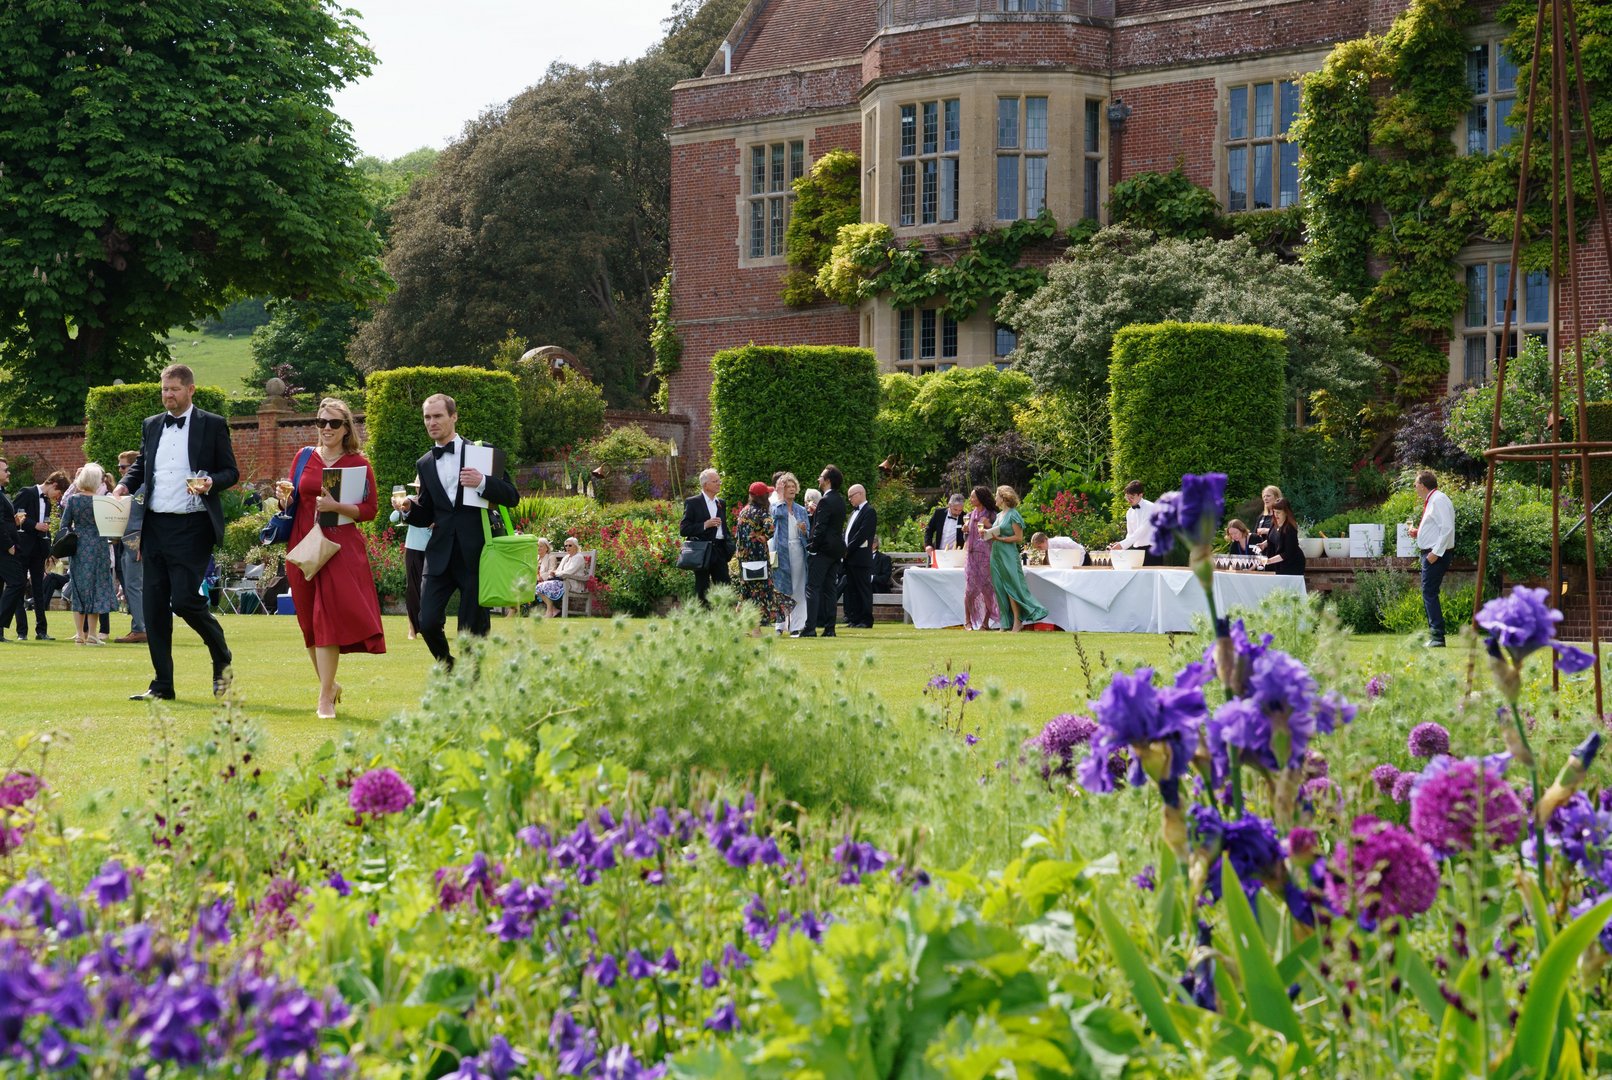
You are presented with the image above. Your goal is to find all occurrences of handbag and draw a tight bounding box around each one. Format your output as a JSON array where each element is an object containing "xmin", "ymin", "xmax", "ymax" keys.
[
  {"xmin": 677, "ymin": 539, "xmax": 713, "ymax": 570},
  {"xmin": 260, "ymin": 447, "xmax": 315, "ymax": 546},
  {"xmin": 50, "ymin": 532, "xmax": 78, "ymax": 558},
  {"xmin": 739, "ymin": 560, "xmax": 768, "ymax": 581},
  {"xmin": 478, "ymin": 504, "xmax": 540, "ymax": 607},
  {"xmin": 286, "ymin": 522, "xmax": 341, "ymax": 579}
]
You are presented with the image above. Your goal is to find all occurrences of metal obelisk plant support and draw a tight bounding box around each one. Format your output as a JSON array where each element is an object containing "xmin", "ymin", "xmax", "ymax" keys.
[{"xmin": 1474, "ymin": 0, "xmax": 1610, "ymax": 713}]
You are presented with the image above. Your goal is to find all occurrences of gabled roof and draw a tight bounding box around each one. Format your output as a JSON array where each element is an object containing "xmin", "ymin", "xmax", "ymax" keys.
[{"xmin": 705, "ymin": 0, "xmax": 877, "ymax": 77}]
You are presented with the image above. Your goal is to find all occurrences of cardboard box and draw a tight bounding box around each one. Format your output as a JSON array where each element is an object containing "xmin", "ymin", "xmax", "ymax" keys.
[
  {"xmin": 1349, "ymin": 523, "xmax": 1384, "ymax": 558},
  {"xmin": 1396, "ymin": 524, "xmax": 1419, "ymax": 558}
]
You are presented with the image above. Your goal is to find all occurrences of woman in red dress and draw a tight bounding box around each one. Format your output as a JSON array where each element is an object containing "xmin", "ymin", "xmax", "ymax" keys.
[{"xmin": 286, "ymin": 398, "xmax": 385, "ymax": 718}]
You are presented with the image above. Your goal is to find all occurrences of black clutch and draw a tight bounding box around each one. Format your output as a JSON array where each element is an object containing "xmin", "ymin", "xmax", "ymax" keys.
[{"xmin": 50, "ymin": 533, "xmax": 78, "ymax": 558}]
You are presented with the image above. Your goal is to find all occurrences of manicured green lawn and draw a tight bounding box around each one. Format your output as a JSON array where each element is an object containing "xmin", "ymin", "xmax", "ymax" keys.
[
  {"xmin": 163, "ymin": 330, "xmax": 257, "ymax": 392},
  {"xmin": 0, "ymin": 611, "xmax": 1481, "ymax": 821}
]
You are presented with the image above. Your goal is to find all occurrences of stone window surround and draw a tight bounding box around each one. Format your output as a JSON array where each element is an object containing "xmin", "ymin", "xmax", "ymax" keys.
[{"xmin": 1450, "ymin": 243, "xmax": 1552, "ymax": 389}]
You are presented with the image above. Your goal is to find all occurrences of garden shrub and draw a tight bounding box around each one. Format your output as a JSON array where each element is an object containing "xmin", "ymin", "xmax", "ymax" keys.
[
  {"xmin": 872, "ymin": 475, "xmax": 926, "ymax": 544},
  {"xmin": 1381, "ymin": 581, "xmax": 1475, "ymax": 635},
  {"xmin": 83, "ymin": 382, "xmax": 229, "ymax": 470},
  {"xmin": 910, "ymin": 366, "xmax": 1034, "ymax": 474},
  {"xmin": 942, "ymin": 431, "xmax": 1036, "ymax": 497},
  {"xmin": 1574, "ymin": 399, "xmax": 1612, "ymax": 502},
  {"xmin": 581, "ymin": 424, "xmax": 671, "ymax": 468},
  {"xmin": 781, "ymin": 149, "xmax": 860, "ymax": 306},
  {"xmin": 709, "ymin": 345, "xmax": 879, "ymax": 505},
  {"xmin": 490, "ymin": 334, "xmax": 608, "ymax": 462},
  {"xmin": 1108, "ymin": 322, "xmax": 1285, "ymax": 506},
  {"xmin": 1279, "ymin": 426, "xmax": 1354, "ymax": 523},
  {"xmin": 1394, "ymin": 388, "xmax": 1480, "ymax": 477},
  {"xmin": 1013, "ymin": 386, "xmax": 1112, "ymax": 478},
  {"xmin": 363, "ymin": 365, "xmax": 519, "ymax": 494},
  {"xmin": 874, "ymin": 373, "xmax": 941, "ymax": 479}
]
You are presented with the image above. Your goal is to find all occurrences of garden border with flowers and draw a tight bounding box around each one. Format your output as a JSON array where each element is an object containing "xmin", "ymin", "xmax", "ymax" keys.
[{"xmin": 4, "ymin": 471, "xmax": 1612, "ymax": 1076}]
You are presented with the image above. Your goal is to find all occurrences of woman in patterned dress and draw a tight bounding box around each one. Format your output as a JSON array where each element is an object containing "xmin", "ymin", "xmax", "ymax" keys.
[
  {"xmin": 60, "ymin": 464, "xmax": 117, "ymax": 644},
  {"xmin": 962, "ymin": 485, "xmax": 999, "ymax": 631},
  {"xmin": 735, "ymin": 481, "xmax": 793, "ymax": 630}
]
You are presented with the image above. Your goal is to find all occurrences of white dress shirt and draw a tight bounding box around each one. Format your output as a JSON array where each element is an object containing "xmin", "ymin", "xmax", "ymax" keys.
[
  {"xmin": 432, "ymin": 437, "xmax": 487, "ymax": 506},
  {"xmin": 940, "ymin": 514, "xmax": 960, "ymax": 551},
  {"xmin": 1120, "ymin": 498, "xmax": 1157, "ymax": 550},
  {"xmin": 1418, "ymin": 489, "xmax": 1456, "ymax": 557},
  {"xmin": 703, "ymin": 493, "xmax": 724, "ymax": 540},
  {"xmin": 845, "ymin": 503, "xmax": 865, "ymax": 547},
  {"xmin": 148, "ymin": 405, "xmax": 200, "ymax": 514}
]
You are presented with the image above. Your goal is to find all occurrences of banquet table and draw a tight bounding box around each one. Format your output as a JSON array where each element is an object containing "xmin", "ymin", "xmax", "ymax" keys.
[{"xmin": 899, "ymin": 566, "xmax": 1307, "ymax": 632}]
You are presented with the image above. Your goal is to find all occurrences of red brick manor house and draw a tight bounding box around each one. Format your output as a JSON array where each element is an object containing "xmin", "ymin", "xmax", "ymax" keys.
[{"xmin": 665, "ymin": 0, "xmax": 1593, "ymax": 458}]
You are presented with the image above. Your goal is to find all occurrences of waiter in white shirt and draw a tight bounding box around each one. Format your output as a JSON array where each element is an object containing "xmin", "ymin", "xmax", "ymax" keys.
[
  {"xmin": 1408, "ymin": 470, "xmax": 1456, "ymax": 647},
  {"xmin": 1109, "ymin": 480, "xmax": 1162, "ymax": 566}
]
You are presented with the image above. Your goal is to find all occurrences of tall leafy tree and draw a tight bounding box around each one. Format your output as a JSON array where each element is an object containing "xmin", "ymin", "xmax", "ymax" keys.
[
  {"xmin": 350, "ymin": 0, "xmax": 745, "ymax": 406},
  {"xmin": 0, "ymin": 0, "xmax": 387, "ymax": 423}
]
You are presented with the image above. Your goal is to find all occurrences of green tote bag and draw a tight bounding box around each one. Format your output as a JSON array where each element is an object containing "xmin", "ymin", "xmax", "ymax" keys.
[{"xmin": 479, "ymin": 504, "xmax": 541, "ymax": 607}]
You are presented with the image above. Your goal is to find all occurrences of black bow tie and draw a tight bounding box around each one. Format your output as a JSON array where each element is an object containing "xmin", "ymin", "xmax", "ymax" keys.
[
  {"xmin": 431, "ymin": 443, "xmax": 455, "ymax": 460},
  {"xmin": 164, "ymin": 414, "xmax": 185, "ymax": 429}
]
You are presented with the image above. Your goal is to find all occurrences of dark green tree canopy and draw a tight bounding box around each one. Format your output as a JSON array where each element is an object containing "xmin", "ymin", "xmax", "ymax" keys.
[{"xmin": 0, "ymin": 0, "xmax": 387, "ymax": 423}]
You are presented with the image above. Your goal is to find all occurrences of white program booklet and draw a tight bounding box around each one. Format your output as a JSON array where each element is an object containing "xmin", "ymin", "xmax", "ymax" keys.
[
  {"xmin": 319, "ymin": 466, "xmax": 369, "ymax": 527},
  {"xmin": 460, "ymin": 443, "xmax": 506, "ymax": 508}
]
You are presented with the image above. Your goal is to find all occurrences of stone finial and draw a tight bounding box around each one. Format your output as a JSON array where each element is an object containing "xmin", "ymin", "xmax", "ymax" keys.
[{"xmin": 265, "ymin": 377, "xmax": 285, "ymax": 398}]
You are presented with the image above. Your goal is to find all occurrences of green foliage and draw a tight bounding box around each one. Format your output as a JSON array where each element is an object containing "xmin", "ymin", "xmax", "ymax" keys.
[
  {"xmin": 362, "ymin": 366, "xmax": 520, "ymax": 495},
  {"xmin": 648, "ymin": 271, "xmax": 683, "ymax": 410},
  {"xmin": 582, "ymin": 424, "xmax": 671, "ymax": 469},
  {"xmin": 709, "ymin": 346, "xmax": 880, "ymax": 505},
  {"xmin": 1381, "ymin": 581, "xmax": 1475, "ymax": 634},
  {"xmin": 201, "ymin": 298, "xmax": 270, "ymax": 337},
  {"xmin": 1013, "ymin": 387, "xmax": 1113, "ymax": 479},
  {"xmin": 660, "ymin": 0, "xmax": 750, "ymax": 76},
  {"xmin": 1582, "ymin": 400, "xmax": 1612, "ymax": 500},
  {"xmin": 871, "ymin": 475, "xmax": 927, "ymax": 543},
  {"xmin": 246, "ymin": 300, "xmax": 366, "ymax": 397},
  {"xmin": 1003, "ymin": 227, "xmax": 1373, "ymax": 426},
  {"xmin": 781, "ymin": 150, "xmax": 861, "ymax": 306},
  {"xmin": 818, "ymin": 214, "xmax": 1087, "ymax": 321},
  {"xmin": 1107, "ymin": 168, "xmax": 1222, "ymax": 239},
  {"xmin": 490, "ymin": 332, "xmax": 609, "ymax": 462},
  {"xmin": 874, "ymin": 373, "xmax": 941, "ymax": 477},
  {"xmin": 82, "ymin": 383, "xmax": 229, "ymax": 472},
  {"xmin": 219, "ymin": 510, "xmax": 275, "ymax": 566},
  {"xmin": 354, "ymin": 147, "xmax": 443, "ymax": 207},
  {"xmin": 0, "ymin": 0, "xmax": 387, "ymax": 423},
  {"xmin": 912, "ymin": 366, "xmax": 1034, "ymax": 473},
  {"xmin": 1108, "ymin": 323, "xmax": 1286, "ymax": 507},
  {"xmin": 1279, "ymin": 427, "xmax": 1355, "ymax": 523},
  {"xmin": 1020, "ymin": 468, "xmax": 1111, "ymax": 537}
]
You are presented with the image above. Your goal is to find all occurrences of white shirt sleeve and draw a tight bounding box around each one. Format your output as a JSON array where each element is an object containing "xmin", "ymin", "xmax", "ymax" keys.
[
  {"xmin": 1121, "ymin": 500, "xmax": 1156, "ymax": 549},
  {"xmin": 1426, "ymin": 492, "xmax": 1456, "ymax": 557}
]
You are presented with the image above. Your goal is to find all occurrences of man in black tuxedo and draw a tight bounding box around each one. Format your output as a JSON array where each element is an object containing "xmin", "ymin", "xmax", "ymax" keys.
[
  {"xmin": 0, "ymin": 460, "xmax": 29, "ymax": 641},
  {"xmin": 113, "ymin": 364, "xmax": 238, "ymax": 700},
  {"xmin": 401, "ymin": 392, "xmax": 520, "ymax": 670},
  {"xmin": 923, "ymin": 493, "xmax": 967, "ymax": 561},
  {"xmin": 801, "ymin": 464, "xmax": 847, "ymax": 637},
  {"xmin": 679, "ymin": 467, "xmax": 732, "ymax": 606},
  {"xmin": 12, "ymin": 471, "xmax": 66, "ymax": 641},
  {"xmin": 841, "ymin": 483, "xmax": 878, "ymax": 628}
]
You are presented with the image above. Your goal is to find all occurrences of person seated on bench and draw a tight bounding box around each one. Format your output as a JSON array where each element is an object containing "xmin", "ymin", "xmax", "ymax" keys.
[{"xmin": 870, "ymin": 537, "xmax": 893, "ymax": 594}]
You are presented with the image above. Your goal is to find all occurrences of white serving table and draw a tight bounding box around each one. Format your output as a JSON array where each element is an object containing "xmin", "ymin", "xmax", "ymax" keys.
[{"xmin": 900, "ymin": 566, "xmax": 1307, "ymax": 632}]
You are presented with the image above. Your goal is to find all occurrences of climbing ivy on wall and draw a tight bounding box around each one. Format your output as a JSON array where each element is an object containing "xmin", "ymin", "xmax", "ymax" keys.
[{"xmin": 782, "ymin": 149, "xmax": 861, "ymax": 306}]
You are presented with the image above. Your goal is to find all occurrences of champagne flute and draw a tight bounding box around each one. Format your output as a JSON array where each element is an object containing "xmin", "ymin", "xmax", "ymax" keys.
[
  {"xmin": 276, "ymin": 478, "xmax": 294, "ymax": 505},
  {"xmin": 186, "ymin": 470, "xmax": 210, "ymax": 496},
  {"xmin": 391, "ymin": 484, "xmax": 410, "ymax": 511}
]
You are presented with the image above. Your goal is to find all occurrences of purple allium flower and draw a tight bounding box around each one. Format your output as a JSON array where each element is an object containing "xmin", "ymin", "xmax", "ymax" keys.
[
  {"xmin": 1409, "ymin": 756, "xmax": 1527, "ymax": 854},
  {"xmin": 1149, "ymin": 473, "xmax": 1227, "ymax": 556},
  {"xmin": 0, "ymin": 771, "xmax": 45, "ymax": 808},
  {"xmin": 348, "ymin": 768, "xmax": 415, "ymax": 817},
  {"xmin": 1078, "ymin": 668, "xmax": 1204, "ymax": 794},
  {"xmin": 1132, "ymin": 865, "xmax": 1156, "ymax": 892},
  {"xmin": 1303, "ymin": 749, "xmax": 1329, "ymax": 780},
  {"xmin": 85, "ymin": 860, "xmax": 130, "ymax": 907},
  {"xmin": 1023, "ymin": 713, "xmax": 1097, "ymax": 781},
  {"xmin": 1288, "ymin": 827, "xmax": 1319, "ymax": 861},
  {"xmin": 1408, "ymin": 723, "xmax": 1451, "ymax": 759},
  {"xmin": 1300, "ymin": 777, "xmax": 1344, "ymax": 814},
  {"xmin": 1366, "ymin": 675, "xmax": 1387, "ymax": 699},
  {"xmin": 587, "ymin": 953, "xmax": 619, "ymax": 987},
  {"xmin": 1323, "ymin": 816, "xmax": 1440, "ymax": 926},
  {"xmin": 699, "ymin": 961, "xmax": 722, "ymax": 988},
  {"xmin": 1371, "ymin": 763, "xmax": 1403, "ymax": 797},
  {"xmin": 1391, "ymin": 772, "xmax": 1416, "ymax": 803},
  {"xmin": 704, "ymin": 1000, "xmax": 740, "ymax": 1033}
]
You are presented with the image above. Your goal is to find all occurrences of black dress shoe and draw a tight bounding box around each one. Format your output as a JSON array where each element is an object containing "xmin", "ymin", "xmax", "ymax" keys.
[
  {"xmin": 130, "ymin": 689, "xmax": 175, "ymax": 701},
  {"xmin": 821, "ymin": 630, "xmax": 836, "ymax": 637},
  {"xmin": 34, "ymin": 634, "xmax": 52, "ymax": 642},
  {"xmin": 797, "ymin": 631, "xmax": 817, "ymax": 638}
]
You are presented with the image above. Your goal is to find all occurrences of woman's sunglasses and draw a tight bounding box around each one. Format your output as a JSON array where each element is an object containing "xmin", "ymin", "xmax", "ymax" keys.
[{"xmin": 313, "ymin": 418, "xmax": 346, "ymax": 429}]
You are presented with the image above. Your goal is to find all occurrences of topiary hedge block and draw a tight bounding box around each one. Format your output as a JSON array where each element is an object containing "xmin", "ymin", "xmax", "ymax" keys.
[
  {"xmin": 709, "ymin": 345, "xmax": 880, "ymax": 505},
  {"xmin": 363, "ymin": 366, "xmax": 520, "ymax": 495},
  {"xmin": 83, "ymin": 383, "xmax": 229, "ymax": 472},
  {"xmin": 1109, "ymin": 322, "xmax": 1286, "ymax": 508},
  {"xmin": 1581, "ymin": 400, "xmax": 1612, "ymax": 503}
]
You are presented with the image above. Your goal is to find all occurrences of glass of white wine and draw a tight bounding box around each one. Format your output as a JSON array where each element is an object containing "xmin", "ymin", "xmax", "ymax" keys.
[
  {"xmin": 186, "ymin": 470, "xmax": 210, "ymax": 496},
  {"xmin": 275, "ymin": 478, "xmax": 294, "ymax": 505},
  {"xmin": 391, "ymin": 484, "xmax": 410, "ymax": 512}
]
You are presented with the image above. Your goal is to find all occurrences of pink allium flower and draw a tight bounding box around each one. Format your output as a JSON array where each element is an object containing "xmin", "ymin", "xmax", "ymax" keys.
[
  {"xmin": 1365, "ymin": 675, "xmax": 1387, "ymax": 699},
  {"xmin": 1288, "ymin": 826, "xmax": 1319, "ymax": 861},
  {"xmin": 1324, "ymin": 815, "xmax": 1440, "ymax": 925},
  {"xmin": 1407, "ymin": 723, "xmax": 1450, "ymax": 759},
  {"xmin": 0, "ymin": 772, "xmax": 45, "ymax": 809},
  {"xmin": 349, "ymin": 768, "xmax": 415, "ymax": 818},
  {"xmin": 1390, "ymin": 772, "xmax": 1416, "ymax": 804},
  {"xmin": 1371, "ymin": 763, "xmax": 1402, "ymax": 797},
  {"xmin": 1409, "ymin": 756, "xmax": 1525, "ymax": 854}
]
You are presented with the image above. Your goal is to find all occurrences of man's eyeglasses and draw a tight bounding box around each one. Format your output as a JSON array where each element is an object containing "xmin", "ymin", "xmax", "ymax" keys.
[{"xmin": 313, "ymin": 418, "xmax": 346, "ymax": 429}]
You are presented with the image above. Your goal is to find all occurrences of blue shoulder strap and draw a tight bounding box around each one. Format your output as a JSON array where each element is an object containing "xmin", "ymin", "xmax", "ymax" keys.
[{"xmin": 288, "ymin": 447, "xmax": 314, "ymax": 505}]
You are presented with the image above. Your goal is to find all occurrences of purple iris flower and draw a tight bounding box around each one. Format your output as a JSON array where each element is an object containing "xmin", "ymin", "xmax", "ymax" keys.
[
  {"xmin": 1477, "ymin": 585, "xmax": 1596, "ymax": 671},
  {"xmin": 656, "ymin": 946, "xmax": 679, "ymax": 973},
  {"xmin": 704, "ymin": 1001, "xmax": 740, "ymax": 1033},
  {"xmin": 1078, "ymin": 667, "xmax": 1204, "ymax": 795},
  {"xmin": 588, "ymin": 953, "xmax": 619, "ymax": 988},
  {"xmin": 1150, "ymin": 473, "xmax": 1227, "ymax": 556},
  {"xmin": 720, "ymin": 943, "xmax": 750, "ymax": 970},
  {"xmin": 85, "ymin": 861, "xmax": 131, "ymax": 908},
  {"xmin": 325, "ymin": 872, "xmax": 351, "ymax": 897},
  {"xmin": 625, "ymin": 949, "xmax": 655, "ymax": 980},
  {"xmin": 699, "ymin": 961, "xmax": 722, "ymax": 988},
  {"xmin": 549, "ymin": 1011, "xmax": 599, "ymax": 1077}
]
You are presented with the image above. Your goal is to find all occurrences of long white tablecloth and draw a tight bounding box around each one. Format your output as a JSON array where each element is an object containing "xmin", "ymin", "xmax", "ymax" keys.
[{"xmin": 900, "ymin": 567, "xmax": 1307, "ymax": 632}]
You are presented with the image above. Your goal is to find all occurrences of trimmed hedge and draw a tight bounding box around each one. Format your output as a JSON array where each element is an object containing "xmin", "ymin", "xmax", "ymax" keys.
[
  {"xmin": 1581, "ymin": 400, "xmax": 1612, "ymax": 502},
  {"xmin": 1109, "ymin": 322, "xmax": 1285, "ymax": 506},
  {"xmin": 83, "ymin": 383, "xmax": 229, "ymax": 471},
  {"xmin": 709, "ymin": 345, "xmax": 880, "ymax": 505},
  {"xmin": 363, "ymin": 366, "xmax": 520, "ymax": 495}
]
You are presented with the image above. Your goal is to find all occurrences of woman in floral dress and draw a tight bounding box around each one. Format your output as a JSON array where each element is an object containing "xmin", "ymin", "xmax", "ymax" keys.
[
  {"xmin": 963, "ymin": 485, "xmax": 999, "ymax": 631},
  {"xmin": 735, "ymin": 481, "xmax": 793, "ymax": 630}
]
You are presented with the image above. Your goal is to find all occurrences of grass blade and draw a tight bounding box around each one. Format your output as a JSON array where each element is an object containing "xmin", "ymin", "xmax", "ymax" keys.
[
  {"xmin": 1096, "ymin": 891, "xmax": 1184, "ymax": 1049},
  {"xmin": 1220, "ymin": 860, "xmax": 1311, "ymax": 1066},
  {"xmin": 1505, "ymin": 894, "xmax": 1612, "ymax": 1078}
]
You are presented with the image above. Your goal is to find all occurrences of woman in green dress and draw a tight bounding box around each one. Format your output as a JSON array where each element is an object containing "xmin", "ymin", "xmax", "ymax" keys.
[{"xmin": 985, "ymin": 484, "xmax": 1048, "ymax": 632}]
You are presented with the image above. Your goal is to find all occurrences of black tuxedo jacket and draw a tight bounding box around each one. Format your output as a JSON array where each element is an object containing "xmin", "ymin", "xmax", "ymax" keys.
[
  {"xmin": 808, "ymin": 489, "xmax": 848, "ymax": 559},
  {"xmin": 120, "ymin": 408, "xmax": 239, "ymax": 544},
  {"xmin": 0, "ymin": 490, "xmax": 19, "ymax": 560},
  {"xmin": 679, "ymin": 493, "xmax": 733, "ymax": 558},
  {"xmin": 923, "ymin": 507, "xmax": 966, "ymax": 550},
  {"xmin": 404, "ymin": 440, "xmax": 521, "ymax": 578},
  {"xmin": 844, "ymin": 501, "xmax": 877, "ymax": 566},
  {"xmin": 13, "ymin": 486, "xmax": 50, "ymax": 558}
]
